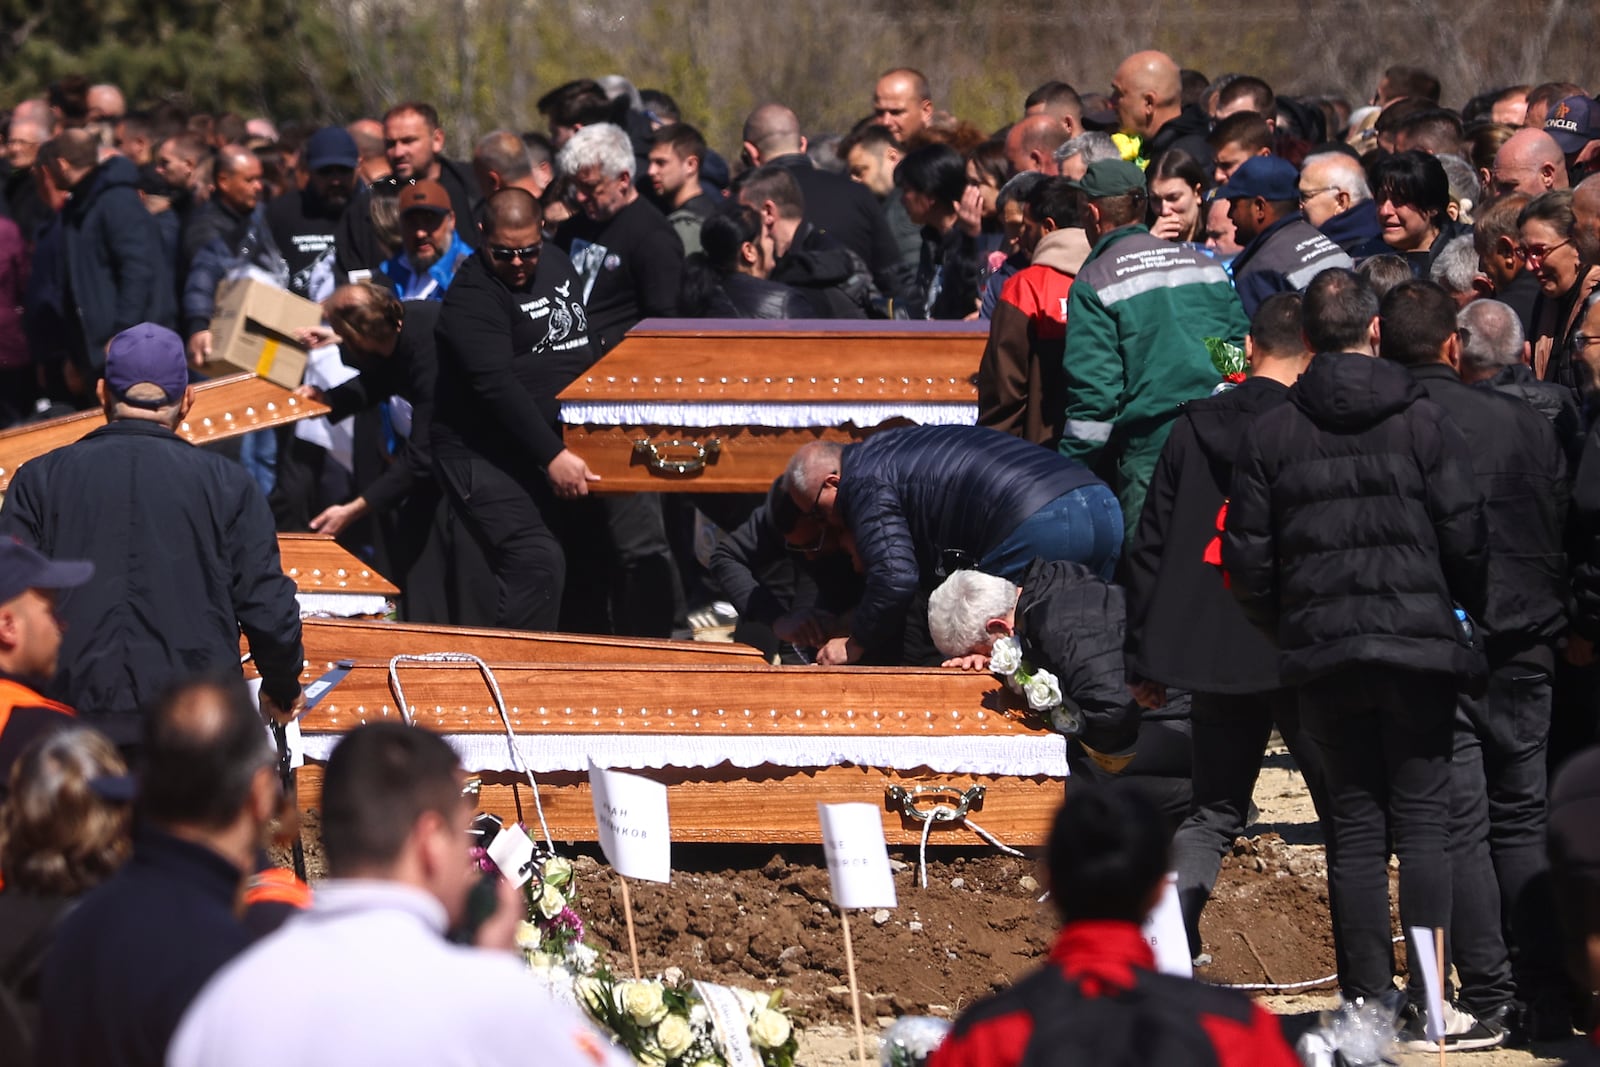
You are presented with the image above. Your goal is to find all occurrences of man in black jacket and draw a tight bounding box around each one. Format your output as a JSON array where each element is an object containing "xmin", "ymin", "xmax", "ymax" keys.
[
  {"xmin": 0, "ymin": 324, "xmax": 303, "ymax": 742},
  {"xmin": 265, "ymin": 126, "xmax": 359, "ymax": 301},
  {"xmin": 1125, "ymin": 292, "xmax": 1330, "ymax": 958},
  {"xmin": 554, "ymin": 121, "xmax": 686, "ymax": 638},
  {"xmin": 431, "ymin": 190, "xmax": 599, "ymax": 631},
  {"xmin": 1458, "ymin": 297, "xmax": 1584, "ymax": 465},
  {"xmin": 1110, "ymin": 50, "xmax": 1214, "ymax": 168},
  {"xmin": 1384, "ymin": 279, "xmax": 1570, "ymax": 1042},
  {"xmin": 1223, "ymin": 268, "xmax": 1489, "ymax": 1038},
  {"xmin": 40, "ymin": 130, "xmax": 176, "ymax": 384},
  {"xmin": 738, "ymin": 165, "xmax": 876, "ymax": 319},
  {"xmin": 741, "ymin": 103, "xmax": 906, "ymax": 310},
  {"xmin": 784, "ymin": 425, "xmax": 1120, "ymax": 666}
]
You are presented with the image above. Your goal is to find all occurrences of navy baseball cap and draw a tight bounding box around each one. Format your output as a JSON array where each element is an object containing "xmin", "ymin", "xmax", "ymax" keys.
[
  {"xmin": 1545, "ymin": 96, "xmax": 1600, "ymax": 156},
  {"xmin": 0, "ymin": 538, "xmax": 93, "ymax": 606},
  {"xmin": 304, "ymin": 126, "xmax": 359, "ymax": 171},
  {"xmin": 105, "ymin": 323, "xmax": 189, "ymax": 409},
  {"xmin": 1217, "ymin": 155, "xmax": 1300, "ymax": 201}
]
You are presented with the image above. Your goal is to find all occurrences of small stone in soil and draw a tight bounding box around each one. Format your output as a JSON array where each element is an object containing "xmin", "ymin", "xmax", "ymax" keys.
[
  {"xmin": 872, "ymin": 909, "xmax": 891, "ymax": 925},
  {"xmin": 909, "ymin": 921, "xmax": 923, "ymax": 932},
  {"xmin": 1018, "ymin": 875, "xmax": 1039, "ymax": 892},
  {"xmin": 950, "ymin": 878, "xmax": 965, "ymax": 889}
]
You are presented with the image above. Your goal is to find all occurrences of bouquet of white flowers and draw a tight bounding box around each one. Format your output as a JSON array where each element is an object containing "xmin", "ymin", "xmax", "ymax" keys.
[
  {"xmin": 987, "ymin": 635, "xmax": 1082, "ymax": 735},
  {"xmin": 573, "ymin": 970, "xmax": 800, "ymax": 1067}
]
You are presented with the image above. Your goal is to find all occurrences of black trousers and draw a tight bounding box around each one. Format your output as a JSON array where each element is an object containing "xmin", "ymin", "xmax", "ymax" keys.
[
  {"xmin": 1171, "ymin": 687, "xmax": 1332, "ymax": 958},
  {"xmin": 1300, "ymin": 667, "xmax": 1455, "ymax": 1005},
  {"xmin": 434, "ymin": 451, "xmax": 564, "ymax": 632}
]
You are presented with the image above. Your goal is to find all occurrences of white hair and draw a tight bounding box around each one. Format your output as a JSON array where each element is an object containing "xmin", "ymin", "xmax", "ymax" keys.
[
  {"xmin": 783, "ymin": 442, "xmax": 842, "ymax": 501},
  {"xmin": 1054, "ymin": 131, "xmax": 1120, "ymax": 167},
  {"xmin": 557, "ymin": 122, "xmax": 634, "ymax": 181},
  {"xmin": 1457, "ymin": 298, "xmax": 1524, "ymax": 372},
  {"xmin": 1302, "ymin": 151, "xmax": 1372, "ymax": 202},
  {"xmin": 928, "ymin": 570, "xmax": 1019, "ymax": 658},
  {"xmin": 1428, "ymin": 234, "xmax": 1479, "ymax": 296}
]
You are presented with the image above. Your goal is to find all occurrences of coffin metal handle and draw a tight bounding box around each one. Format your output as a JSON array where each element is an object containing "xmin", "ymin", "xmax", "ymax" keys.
[
  {"xmin": 886, "ymin": 783, "xmax": 986, "ymax": 823},
  {"xmin": 631, "ymin": 437, "xmax": 722, "ymax": 476}
]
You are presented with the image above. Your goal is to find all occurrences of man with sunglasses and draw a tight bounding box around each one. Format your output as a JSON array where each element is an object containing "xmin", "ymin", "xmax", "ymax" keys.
[{"xmin": 431, "ymin": 188, "xmax": 599, "ymax": 631}]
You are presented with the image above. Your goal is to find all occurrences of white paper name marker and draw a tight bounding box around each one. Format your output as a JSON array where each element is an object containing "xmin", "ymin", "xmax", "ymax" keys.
[
  {"xmin": 818, "ymin": 803, "xmax": 898, "ymax": 910},
  {"xmin": 1141, "ymin": 873, "xmax": 1192, "ymax": 978},
  {"xmin": 486, "ymin": 826, "xmax": 537, "ymax": 888},
  {"xmin": 1407, "ymin": 926, "xmax": 1446, "ymax": 1041},
  {"xmin": 693, "ymin": 981, "xmax": 763, "ymax": 1067},
  {"xmin": 588, "ymin": 760, "xmax": 672, "ymax": 883}
]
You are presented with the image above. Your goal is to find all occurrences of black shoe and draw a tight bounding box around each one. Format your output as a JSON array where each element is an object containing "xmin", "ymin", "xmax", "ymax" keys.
[
  {"xmin": 1400, "ymin": 1002, "xmax": 1508, "ymax": 1052},
  {"xmin": 1517, "ymin": 994, "xmax": 1576, "ymax": 1044}
]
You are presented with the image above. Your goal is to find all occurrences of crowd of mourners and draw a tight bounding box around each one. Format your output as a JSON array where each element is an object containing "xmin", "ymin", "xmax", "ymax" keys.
[{"xmin": 4, "ymin": 49, "xmax": 1600, "ymax": 1066}]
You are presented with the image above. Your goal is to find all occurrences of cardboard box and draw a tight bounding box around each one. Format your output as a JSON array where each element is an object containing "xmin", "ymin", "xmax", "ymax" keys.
[{"xmin": 203, "ymin": 277, "xmax": 322, "ymax": 388}]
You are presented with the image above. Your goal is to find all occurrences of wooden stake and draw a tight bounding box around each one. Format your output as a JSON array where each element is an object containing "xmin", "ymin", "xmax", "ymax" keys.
[
  {"xmin": 620, "ymin": 875, "xmax": 642, "ymax": 979},
  {"xmin": 841, "ymin": 910, "xmax": 869, "ymax": 1067},
  {"xmin": 1435, "ymin": 926, "xmax": 1446, "ymax": 1067}
]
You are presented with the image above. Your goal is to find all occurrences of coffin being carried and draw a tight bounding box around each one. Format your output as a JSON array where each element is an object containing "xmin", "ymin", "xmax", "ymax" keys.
[
  {"xmin": 294, "ymin": 659, "xmax": 1066, "ymax": 847},
  {"xmin": 557, "ymin": 319, "xmax": 986, "ymax": 493}
]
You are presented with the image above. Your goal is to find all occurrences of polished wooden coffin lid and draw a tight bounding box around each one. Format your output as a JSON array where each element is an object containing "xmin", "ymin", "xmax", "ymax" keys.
[
  {"xmin": 557, "ymin": 319, "xmax": 986, "ymax": 406},
  {"xmin": 277, "ymin": 533, "xmax": 399, "ymax": 596},
  {"xmin": 0, "ymin": 373, "xmax": 330, "ymax": 492},
  {"xmin": 297, "ymin": 659, "xmax": 1025, "ymax": 736}
]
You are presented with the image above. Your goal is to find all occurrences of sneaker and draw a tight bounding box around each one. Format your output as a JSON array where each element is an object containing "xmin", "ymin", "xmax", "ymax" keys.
[{"xmin": 1400, "ymin": 1002, "xmax": 1508, "ymax": 1052}]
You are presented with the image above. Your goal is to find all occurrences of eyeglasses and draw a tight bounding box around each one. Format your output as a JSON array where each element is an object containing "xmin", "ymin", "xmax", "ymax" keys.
[
  {"xmin": 1575, "ymin": 333, "xmax": 1600, "ymax": 349},
  {"xmin": 1298, "ymin": 186, "xmax": 1336, "ymax": 204},
  {"xmin": 1517, "ymin": 238, "xmax": 1573, "ymax": 265},
  {"xmin": 784, "ymin": 479, "xmax": 833, "ymax": 555},
  {"xmin": 487, "ymin": 243, "xmax": 541, "ymax": 262}
]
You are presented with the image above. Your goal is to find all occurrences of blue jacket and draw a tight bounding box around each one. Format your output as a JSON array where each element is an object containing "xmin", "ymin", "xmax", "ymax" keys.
[
  {"xmin": 1315, "ymin": 199, "xmax": 1382, "ymax": 255},
  {"xmin": 1229, "ymin": 212, "xmax": 1352, "ymax": 317},
  {"xmin": 836, "ymin": 424, "xmax": 1101, "ymax": 651},
  {"xmin": 59, "ymin": 155, "xmax": 175, "ymax": 364},
  {"xmin": 182, "ymin": 204, "xmax": 286, "ymax": 337},
  {"xmin": 379, "ymin": 231, "xmax": 473, "ymax": 300}
]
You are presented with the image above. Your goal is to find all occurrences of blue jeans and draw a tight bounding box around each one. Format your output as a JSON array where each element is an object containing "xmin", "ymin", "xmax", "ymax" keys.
[
  {"xmin": 238, "ymin": 428, "xmax": 278, "ymax": 498},
  {"xmin": 978, "ymin": 483, "xmax": 1122, "ymax": 582}
]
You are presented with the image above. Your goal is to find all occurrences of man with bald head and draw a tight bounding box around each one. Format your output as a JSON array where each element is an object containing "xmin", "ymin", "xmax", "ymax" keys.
[
  {"xmin": 1004, "ymin": 114, "xmax": 1068, "ymax": 176},
  {"xmin": 432, "ymin": 188, "xmax": 599, "ymax": 631},
  {"xmin": 873, "ymin": 68, "xmax": 934, "ymax": 143},
  {"xmin": 473, "ymin": 129, "xmax": 552, "ymax": 199},
  {"xmin": 1572, "ymin": 174, "xmax": 1600, "ymax": 264},
  {"xmin": 1111, "ymin": 49, "xmax": 1213, "ymax": 166},
  {"xmin": 1491, "ymin": 128, "xmax": 1570, "ymax": 199},
  {"xmin": 741, "ymin": 102, "xmax": 904, "ymax": 310}
]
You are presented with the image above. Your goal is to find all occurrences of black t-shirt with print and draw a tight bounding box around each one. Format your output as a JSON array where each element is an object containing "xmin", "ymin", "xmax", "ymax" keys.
[{"xmin": 555, "ymin": 196, "xmax": 684, "ymax": 354}]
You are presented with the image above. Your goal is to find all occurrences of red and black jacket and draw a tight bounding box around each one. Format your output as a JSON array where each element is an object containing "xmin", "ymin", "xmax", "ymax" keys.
[
  {"xmin": 928, "ymin": 921, "xmax": 1299, "ymax": 1067},
  {"xmin": 0, "ymin": 673, "xmax": 75, "ymax": 800}
]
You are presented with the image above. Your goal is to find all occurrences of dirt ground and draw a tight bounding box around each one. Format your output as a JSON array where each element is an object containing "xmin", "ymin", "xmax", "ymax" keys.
[{"xmin": 278, "ymin": 745, "xmax": 1589, "ymax": 1065}]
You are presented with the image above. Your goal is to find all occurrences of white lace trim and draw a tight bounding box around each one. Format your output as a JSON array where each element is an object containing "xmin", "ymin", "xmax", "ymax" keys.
[
  {"xmin": 557, "ymin": 401, "xmax": 978, "ymax": 429},
  {"xmin": 295, "ymin": 592, "xmax": 392, "ymax": 618},
  {"xmin": 297, "ymin": 731, "xmax": 1068, "ymax": 777}
]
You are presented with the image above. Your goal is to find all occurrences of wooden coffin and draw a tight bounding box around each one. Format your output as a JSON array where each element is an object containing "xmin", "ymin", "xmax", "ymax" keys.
[
  {"xmin": 277, "ymin": 533, "xmax": 398, "ymax": 619},
  {"xmin": 0, "ymin": 373, "xmax": 330, "ymax": 492},
  {"xmin": 293, "ymin": 660, "xmax": 1066, "ymax": 846},
  {"xmin": 557, "ymin": 319, "xmax": 987, "ymax": 493}
]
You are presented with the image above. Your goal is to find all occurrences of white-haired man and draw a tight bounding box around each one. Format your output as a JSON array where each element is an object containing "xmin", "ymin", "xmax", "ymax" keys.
[
  {"xmin": 553, "ymin": 123, "xmax": 685, "ymax": 639},
  {"xmin": 928, "ymin": 562, "xmax": 1191, "ymax": 824},
  {"xmin": 1300, "ymin": 151, "xmax": 1381, "ymax": 253}
]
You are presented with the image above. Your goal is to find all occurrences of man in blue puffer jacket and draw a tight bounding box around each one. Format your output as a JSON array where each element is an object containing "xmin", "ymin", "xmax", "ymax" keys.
[{"xmin": 784, "ymin": 424, "xmax": 1119, "ymax": 665}]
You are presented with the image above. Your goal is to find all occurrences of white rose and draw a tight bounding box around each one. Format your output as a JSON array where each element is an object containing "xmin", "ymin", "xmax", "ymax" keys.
[
  {"xmin": 538, "ymin": 883, "xmax": 567, "ymax": 919},
  {"xmin": 689, "ymin": 1003, "xmax": 709, "ymax": 1028},
  {"xmin": 1024, "ymin": 670, "xmax": 1063, "ymax": 711},
  {"xmin": 618, "ymin": 980, "xmax": 669, "ymax": 1026},
  {"xmin": 988, "ymin": 636, "xmax": 1022, "ymax": 675},
  {"xmin": 524, "ymin": 949, "xmax": 553, "ymax": 970},
  {"xmin": 542, "ymin": 855, "xmax": 575, "ymax": 888},
  {"xmin": 568, "ymin": 942, "xmax": 599, "ymax": 971},
  {"xmin": 515, "ymin": 920, "xmax": 543, "ymax": 951},
  {"xmin": 574, "ymin": 975, "xmax": 608, "ymax": 1014},
  {"xmin": 750, "ymin": 1008, "xmax": 792, "ymax": 1049},
  {"xmin": 656, "ymin": 1014, "xmax": 695, "ymax": 1058}
]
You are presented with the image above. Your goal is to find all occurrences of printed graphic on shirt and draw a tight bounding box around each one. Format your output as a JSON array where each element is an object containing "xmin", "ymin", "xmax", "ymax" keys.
[
  {"xmin": 567, "ymin": 238, "xmax": 613, "ymax": 304},
  {"xmin": 291, "ymin": 245, "xmax": 338, "ymax": 302},
  {"xmin": 518, "ymin": 279, "xmax": 591, "ymax": 354}
]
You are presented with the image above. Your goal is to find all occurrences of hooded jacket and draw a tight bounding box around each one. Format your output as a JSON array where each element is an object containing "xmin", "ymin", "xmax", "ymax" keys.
[
  {"xmin": 1222, "ymin": 352, "xmax": 1488, "ymax": 685},
  {"xmin": 1144, "ymin": 105, "xmax": 1215, "ymax": 168},
  {"xmin": 1316, "ymin": 198, "xmax": 1382, "ymax": 255},
  {"xmin": 769, "ymin": 221, "xmax": 875, "ymax": 319},
  {"xmin": 1409, "ymin": 362, "xmax": 1567, "ymax": 669},
  {"xmin": 1477, "ymin": 361, "xmax": 1584, "ymax": 468},
  {"xmin": 1124, "ymin": 376, "xmax": 1291, "ymax": 694},
  {"xmin": 59, "ymin": 155, "xmax": 176, "ymax": 363},
  {"xmin": 978, "ymin": 227, "xmax": 1090, "ymax": 446}
]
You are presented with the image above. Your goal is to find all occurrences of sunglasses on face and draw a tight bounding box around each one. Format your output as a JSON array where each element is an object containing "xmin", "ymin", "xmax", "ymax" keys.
[{"xmin": 487, "ymin": 243, "xmax": 541, "ymax": 263}]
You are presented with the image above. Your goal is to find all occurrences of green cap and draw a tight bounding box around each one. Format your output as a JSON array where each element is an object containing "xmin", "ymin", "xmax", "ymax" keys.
[{"xmin": 1067, "ymin": 158, "xmax": 1146, "ymax": 198}]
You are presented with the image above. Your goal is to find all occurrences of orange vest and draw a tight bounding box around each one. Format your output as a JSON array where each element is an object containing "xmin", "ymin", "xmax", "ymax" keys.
[{"xmin": 0, "ymin": 677, "xmax": 75, "ymax": 738}]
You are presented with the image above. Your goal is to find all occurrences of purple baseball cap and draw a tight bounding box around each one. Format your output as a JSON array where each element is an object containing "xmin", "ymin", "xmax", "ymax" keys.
[
  {"xmin": 0, "ymin": 538, "xmax": 94, "ymax": 605},
  {"xmin": 105, "ymin": 323, "xmax": 189, "ymax": 409},
  {"xmin": 1544, "ymin": 95, "xmax": 1600, "ymax": 155}
]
